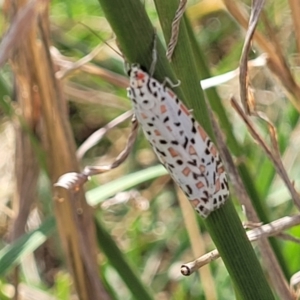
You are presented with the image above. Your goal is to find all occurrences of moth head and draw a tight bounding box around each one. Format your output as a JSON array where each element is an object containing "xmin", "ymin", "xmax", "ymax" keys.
[{"xmin": 127, "ymin": 64, "xmax": 147, "ymax": 76}]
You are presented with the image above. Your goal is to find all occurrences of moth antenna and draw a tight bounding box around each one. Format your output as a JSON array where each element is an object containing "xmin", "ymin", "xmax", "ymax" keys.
[{"xmin": 78, "ymin": 22, "xmax": 123, "ymax": 58}]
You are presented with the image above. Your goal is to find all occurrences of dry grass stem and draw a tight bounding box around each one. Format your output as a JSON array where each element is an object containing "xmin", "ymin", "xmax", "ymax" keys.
[
  {"xmin": 64, "ymin": 82, "xmax": 130, "ymax": 110},
  {"xmin": 239, "ymin": 0, "xmax": 265, "ymax": 114},
  {"xmin": 4, "ymin": 1, "xmax": 110, "ymax": 298},
  {"xmin": 176, "ymin": 187, "xmax": 217, "ymax": 300},
  {"xmin": 55, "ymin": 117, "xmax": 138, "ymax": 190},
  {"xmin": 51, "ymin": 47, "xmax": 128, "ymax": 88},
  {"xmin": 0, "ymin": 0, "xmax": 44, "ymax": 68},
  {"xmin": 231, "ymin": 97, "xmax": 300, "ymax": 211},
  {"xmin": 277, "ymin": 233, "xmax": 300, "ymax": 244},
  {"xmin": 223, "ymin": 0, "xmax": 300, "ymax": 112},
  {"xmin": 166, "ymin": 0, "xmax": 187, "ymax": 61},
  {"xmin": 55, "ymin": 43, "xmax": 104, "ymax": 79},
  {"xmin": 288, "ymin": 0, "xmax": 300, "ymax": 54},
  {"xmin": 201, "ymin": 54, "xmax": 267, "ymax": 90},
  {"xmin": 77, "ymin": 110, "xmax": 133, "ymax": 160},
  {"xmin": 181, "ymin": 214, "xmax": 300, "ymax": 274},
  {"xmin": 290, "ymin": 271, "xmax": 300, "ymax": 296},
  {"xmin": 207, "ymin": 99, "xmax": 292, "ymax": 299}
]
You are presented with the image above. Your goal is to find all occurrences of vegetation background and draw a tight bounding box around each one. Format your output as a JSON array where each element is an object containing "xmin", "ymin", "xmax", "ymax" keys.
[{"xmin": 0, "ymin": 0, "xmax": 300, "ymax": 299}]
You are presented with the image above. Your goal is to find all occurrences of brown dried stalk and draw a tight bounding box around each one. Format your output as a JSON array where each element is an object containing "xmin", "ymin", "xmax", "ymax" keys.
[
  {"xmin": 63, "ymin": 82, "xmax": 130, "ymax": 110},
  {"xmin": 77, "ymin": 110, "xmax": 133, "ymax": 160},
  {"xmin": 231, "ymin": 97, "xmax": 300, "ymax": 211},
  {"xmin": 223, "ymin": 0, "xmax": 300, "ymax": 112},
  {"xmin": 51, "ymin": 47, "xmax": 128, "ymax": 88},
  {"xmin": 239, "ymin": 0, "xmax": 265, "ymax": 114},
  {"xmin": 55, "ymin": 117, "xmax": 139, "ymax": 190},
  {"xmin": 207, "ymin": 100, "xmax": 292, "ymax": 299},
  {"xmin": 291, "ymin": 271, "xmax": 300, "ymax": 297},
  {"xmin": 288, "ymin": 0, "xmax": 300, "ymax": 54},
  {"xmin": 166, "ymin": 0, "xmax": 187, "ymax": 61},
  {"xmin": 5, "ymin": 1, "xmax": 110, "ymax": 299},
  {"xmin": 181, "ymin": 214, "xmax": 300, "ymax": 275},
  {"xmin": 0, "ymin": 0, "xmax": 42, "ymax": 68}
]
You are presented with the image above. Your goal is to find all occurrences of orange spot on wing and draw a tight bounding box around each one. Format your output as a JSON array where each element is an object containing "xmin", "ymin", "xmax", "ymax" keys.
[
  {"xmin": 199, "ymin": 165, "xmax": 206, "ymax": 173},
  {"xmin": 180, "ymin": 103, "xmax": 190, "ymax": 116},
  {"xmin": 141, "ymin": 112, "xmax": 147, "ymax": 119},
  {"xmin": 190, "ymin": 199, "xmax": 201, "ymax": 208},
  {"xmin": 210, "ymin": 145, "xmax": 217, "ymax": 157},
  {"xmin": 154, "ymin": 129, "xmax": 161, "ymax": 136},
  {"xmin": 197, "ymin": 125, "xmax": 208, "ymax": 141},
  {"xmin": 214, "ymin": 178, "xmax": 221, "ymax": 193},
  {"xmin": 166, "ymin": 126, "xmax": 172, "ymax": 132},
  {"xmin": 196, "ymin": 181, "xmax": 205, "ymax": 189},
  {"xmin": 182, "ymin": 167, "xmax": 191, "ymax": 176},
  {"xmin": 160, "ymin": 104, "xmax": 167, "ymax": 113},
  {"xmin": 217, "ymin": 166, "xmax": 225, "ymax": 175},
  {"xmin": 189, "ymin": 145, "xmax": 196, "ymax": 155},
  {"xmin": 168, "ymin": 90, "xmax": 175, "ymax": 98},
  {"xmin": 168, "ymin": 147, "xmax": 179, "ymax": 157}
]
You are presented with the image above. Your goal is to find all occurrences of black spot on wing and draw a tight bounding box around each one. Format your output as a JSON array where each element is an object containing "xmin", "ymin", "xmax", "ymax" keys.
[
  {"xmin": 163, "ymin": 116, "xmax": 170, "ymax": 123},
  {"xmin": 186, "ymin": 184, "xmax": 192, "ymax": 195},
  {"xmin": 188, "ymin": 159, "xmax": 197, "ymax": 166},
  {"xmin": 183, "ymin": 136, "xmax": 188, "ymax": 149},
  {"xmin": 155, "ymin": 147, "xmax": 167, "ymax": 157},
  {"xmin": 159, "ymin": 140, "xmax": 168, "ymax": 144}
]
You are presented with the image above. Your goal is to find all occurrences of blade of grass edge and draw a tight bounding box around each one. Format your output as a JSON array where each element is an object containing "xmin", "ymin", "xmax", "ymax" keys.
[
  {"xmin": 95, "ymin": 216, "xmax": 154, "ymax": 300},
  {"xmin": 0, "ymin": 217, "xmax": 55, "ymax": 276},
  {"xmin": 184, "ymin": 14, "xmax": 290, "ymax": 279},
  {"xmin": 86, "ymin": 165, "xmax": 167, "ymax": 206},
  {"xmin": 154, "ymin": 0, "xmax": 274, "ymax": 298}
]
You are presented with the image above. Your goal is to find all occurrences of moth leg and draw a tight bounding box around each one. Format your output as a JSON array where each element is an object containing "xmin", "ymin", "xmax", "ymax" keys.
[{"xmin": 162, "ymin": 77, "xmax": 181, "ymax": 88}]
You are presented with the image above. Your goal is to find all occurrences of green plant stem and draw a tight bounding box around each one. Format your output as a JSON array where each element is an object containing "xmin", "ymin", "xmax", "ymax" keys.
[
  {"xmin": 97, "ymin": 0, "xmax": 275, "ymax": 298},
  {"xmin": 185, "ymin": 12, "xmax": 290, "ymax": 279},
  {"xmin": 95, "ymin": 216, "xmax": 154, "ymax": 300}
]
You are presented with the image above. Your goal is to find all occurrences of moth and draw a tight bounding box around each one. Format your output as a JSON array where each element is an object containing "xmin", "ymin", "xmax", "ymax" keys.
[{"xmin": 127, "ymin": 65, "xmax": 229, "ymax": 218}]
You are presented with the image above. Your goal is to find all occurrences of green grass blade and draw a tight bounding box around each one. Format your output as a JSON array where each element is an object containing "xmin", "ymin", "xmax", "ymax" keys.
[
  {"xmin": 95, "ymin": 217, "xmax": 154, "ymax": 300},
  {"xmin": 86, "ymin": 165, "xmax": 167, "ymax": 206},
  {"xmin": 97, "ymin": 0, "xmax": 275, "ymax": 298},
  {"xmin": 0, "ymin": 217, "xmax": 56, "ymax": 276}
]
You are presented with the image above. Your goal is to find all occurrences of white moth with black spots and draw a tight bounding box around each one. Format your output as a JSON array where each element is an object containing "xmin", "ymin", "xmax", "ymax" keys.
[{"xmin": 127, "ymin": 64, "xmax": 229, "ymax": 218}]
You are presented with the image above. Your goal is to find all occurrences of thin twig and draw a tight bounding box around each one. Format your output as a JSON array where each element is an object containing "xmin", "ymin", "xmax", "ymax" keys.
[
  {"xmin": 77, "ymin": 110, "xmax": 133, "ymax": 160},
  {"xmin": 51, "ymin": 47, "xmax": 128, "ymax": 88},
  {"xmin": 55, "ymin": 117, "xmax": 138, "ymax": 190},
  {"xmin": 287, "ymin": 0, "xmax": 300, "ymax": 54},
  {"xmin": 206, "ymin": 97, "xmax": 292, "ymax": 298},
  {"xmin": 166, "ymin": 0, "xmax": 187, "ymax": 61},
  {"xmin": 291, "ymin": 271, "xmax": 300, "ymax": 292},
  {"xmin": 239, "ymin": 0, "xmax": 265, "ymax": 114},
  {"xmin": 223, "ymin": 0, "xmax": 300, "ymax": 112},
  {"xmin": 277, "ymin": 233, "xmax": 300, "ymax": 244},
  {"xmin": 56, "ymin": 43, "xmax": 105, "ymax": 79},
  {"xmin": 181, "ymin": 214, "xmax": 300, "ymax": 275},
  {"xmin": 0, "ymin": 0, "xmax": 44, "ymax": 68},
  {"xmin": 231, "ymin": 97, "xmax": 300, "ymax": 211}
]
